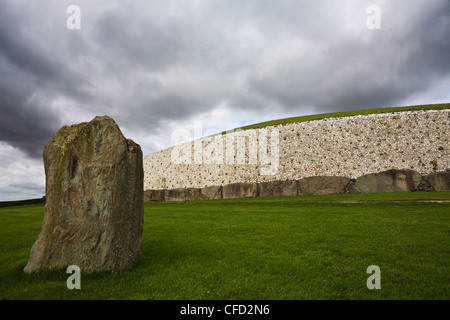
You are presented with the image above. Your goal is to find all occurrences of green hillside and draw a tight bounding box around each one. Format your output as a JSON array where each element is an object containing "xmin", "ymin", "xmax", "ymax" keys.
[{"xmin": 221, "ymin": 102, "xmax": 450, "ymax": 134}]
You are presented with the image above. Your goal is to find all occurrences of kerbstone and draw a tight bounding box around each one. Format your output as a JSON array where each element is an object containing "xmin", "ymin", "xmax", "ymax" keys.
[
  {"xmin": 144, "ymin": 189, "xmax": 165, "ymax": 201},
  {"xmin": 259, "ymin": 180, "xmax": 299, "ymax": 197},
  {"xmin": 350, "ymin": 169, "xmax": 421, "ymax": 193},
  {"xmin": 165, "ymin": 188, "xmax": 187, "ymax": 201},
  {"xmin": 299, "ymin": 176, "xmax": 351, "ymax": 195},
  {"xmin": 222, "ymin": 183, "xmax": 258, "ymax": 199},
  {"xmin": 199, "ymin": 186, "xmax": 222, "ymax": 200},
  {"xmin": 422, "ymin": 171, "xmax": 450, "ymax": 191}
]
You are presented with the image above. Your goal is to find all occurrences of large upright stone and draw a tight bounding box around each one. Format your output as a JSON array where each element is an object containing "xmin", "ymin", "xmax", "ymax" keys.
[{"xmin": 24, "ymin": 116, "xmax": 144, "ymax": 273}]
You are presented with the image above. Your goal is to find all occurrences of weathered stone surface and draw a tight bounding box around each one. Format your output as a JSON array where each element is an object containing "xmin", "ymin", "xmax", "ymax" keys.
[
  {"xmin": 422, "ymin": 171, "xmax": 450, "ymax": 191},
  {"xmin": 414, "ymin": 181, "xmax": 435, "ymax": 192},
  {"xmin": 350, "ymin": 169, "xmax": 421, "ymax": 193},
  {"xmin": 299, "ymin": 176, "xmax": 350, "ymax": 195},
  {"xmin": 165, "ymin": 188, "xmax": 187, "ymax": 201},
  {"xmin": 199, "ymin": 186, "xmax": 222, "ymax": 200},
  {"xmin": 259, "ymin": 180, "xmax": 299, "ymax": 197},
  {"xmin": 164, "ymin": 187, "xmax": 222, "ymax": 201},
  {"xmin": 222, "ymin": 183, "xmax": 258, "ymax": 199},
  {"xmin": 144, "ymin": 189, "xmax": 165, "ymax": 201},
  {"xmin": 184, "ymin": 188, "xmax": 202, "ymax": 201},
  {"xmin": 343, "ymin": 179, "xmax": 356, "ymax": 194},
  {"xmin": 151, "ymin": 169, "xmax": 449, "ymax": 202},
  {"xmin": 24, "ymin": 116, "xmax": 144, "ymax": 273}
]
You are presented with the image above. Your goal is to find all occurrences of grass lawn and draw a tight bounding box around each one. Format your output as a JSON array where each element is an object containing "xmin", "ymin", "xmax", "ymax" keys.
[{"xmin": 0, "ymin": 192, "xmax": 449, "ymax": 300}]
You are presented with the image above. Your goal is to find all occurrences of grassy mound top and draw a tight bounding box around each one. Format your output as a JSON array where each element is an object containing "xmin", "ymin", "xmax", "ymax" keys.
[{"xmin": 221, "ymin": 102, "xmax": 450, "ymax": 134}]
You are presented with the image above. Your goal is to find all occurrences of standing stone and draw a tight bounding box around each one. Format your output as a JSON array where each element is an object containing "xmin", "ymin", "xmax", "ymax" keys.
[{"xmin": 24, "ymin": 116, "xmax": 144, "ymax": 273}]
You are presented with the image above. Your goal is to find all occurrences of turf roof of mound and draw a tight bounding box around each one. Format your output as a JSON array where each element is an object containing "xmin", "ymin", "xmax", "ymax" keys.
[{"xmin": 219, "ymin": 102, "xmax": 450, "ymax": 134}]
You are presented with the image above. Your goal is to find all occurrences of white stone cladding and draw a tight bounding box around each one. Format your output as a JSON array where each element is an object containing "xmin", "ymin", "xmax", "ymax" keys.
[{"xmin": 144, "ymin": 109, "xmax": 450, "ymax": 190}]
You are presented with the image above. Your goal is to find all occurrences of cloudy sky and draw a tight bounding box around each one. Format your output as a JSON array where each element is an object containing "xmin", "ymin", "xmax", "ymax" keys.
[{"xmin": 1, "ymin": 0, "xmax": 449, "ymax": 201}]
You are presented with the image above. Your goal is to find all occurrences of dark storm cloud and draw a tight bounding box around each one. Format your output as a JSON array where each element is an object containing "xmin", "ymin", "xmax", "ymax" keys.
[
  {"xmin": 0, "ymin": 84, "xmax": 59, "ymax": 158},
  {"xmin": 0, "ymin": 5, "xmax": 61, "ymax": 157},
  {"xmin": 395, "ymin": 3, "xmax": 450, "ymax": 86},
  {"xmin": 0, "ymin": 0, "xmax": 449, "ymax": 200},
  {"xmin": 0, "ymin": 4, "xmax": 95, "ymax": 99},
  {"xmin": 93, "ymin": 9, "xmax": 187, "ymax": 72},
  {"xmin": 0, "ymin": 9, "xmax": 59, "ymax": 82},
  {"xmin": 245, "ymin": 0, "xmax": 450, "ymax": 114},
  {"xmin": 0, "ymin": 2, "xmax": 97, "ymax": 157}
]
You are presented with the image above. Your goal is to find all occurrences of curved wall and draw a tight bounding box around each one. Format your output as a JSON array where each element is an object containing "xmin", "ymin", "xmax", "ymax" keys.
[{"xmin": 144, "ymin": 109, "xmax": 449, "ymax": 190}]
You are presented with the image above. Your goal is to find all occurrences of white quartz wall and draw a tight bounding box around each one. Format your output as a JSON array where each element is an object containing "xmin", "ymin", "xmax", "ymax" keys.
[{"xmin": 144, "ymin": 109, "xmax": 449, "ymax": 190}]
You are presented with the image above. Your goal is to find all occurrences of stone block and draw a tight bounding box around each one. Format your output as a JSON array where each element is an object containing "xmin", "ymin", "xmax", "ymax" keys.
[
  {"xmin": 299, "ymin": 176, "xmax": 351, "ymax": 195},
  {"xmin": 222, "ymin": 183, "xmax": 258, "ymax": 199},
  {"xmin": 259, "ymin": 180, "xmax": 299, "ymax": 197},
  {"xmin": 184, "ymin": 188, "xmax": 202, "ymax": 201},
  {"xmin": 350, "ymin": 169, "xmax": 421, "ymax": 193},
  {"xmin": 165, "ymin": 188, "xmax": 187, "ymax": 201},
  {"xmin": 422, "ymin": 171, "xmax": 450, "ymax": 191},
  {"xmin": 199, "ymin": 185, "xmax": 222, "ymax": 200},
  {"xmin": 144, "ymin": 189, "xmax": 165, "ymax": 201}
]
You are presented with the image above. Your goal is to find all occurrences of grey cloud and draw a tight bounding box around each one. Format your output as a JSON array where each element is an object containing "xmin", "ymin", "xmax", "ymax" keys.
[
  {"xmin": 395, "ymin": 5, "xmax": 450, "ymax": 82},
  {"xmin": 93, "ymin": 12, "xmax": 184, "ymax": 72},
  {"xmin": 0, "ymin": 3, "xmax": 98, "ymax": 157},
  {"xmin": 245, "ymin": 1, "xmax": 450, "ymax": 114},
  {"xmin": 0, "ymin": 76, "xmax": 60, "ymax": 158},
  {"xmin": 0, "ymin": 0, "xmax": 449, "ymax": 201},
  {"xmin": 0, "ymin": 10, "xmax": 60, "ymax": 83},
  {"xmin": 0, "ymin": 4, "xmax": 95, "ymax": 102}
]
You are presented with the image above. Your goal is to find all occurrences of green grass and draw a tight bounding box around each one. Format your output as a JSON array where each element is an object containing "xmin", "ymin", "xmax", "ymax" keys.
[
  {"xmin": 219, "ymin": 102, "xmax": 450, "ymax": 133},
  {"xmin": 1, "ymin": 192, "xmax": 449, "ymax": 300}
]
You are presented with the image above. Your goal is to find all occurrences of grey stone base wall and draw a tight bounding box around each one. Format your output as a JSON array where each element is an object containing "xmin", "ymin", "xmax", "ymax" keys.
[{"xmin": 144, "ymin": 169, "xmax": 450, "ymax": 201}]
